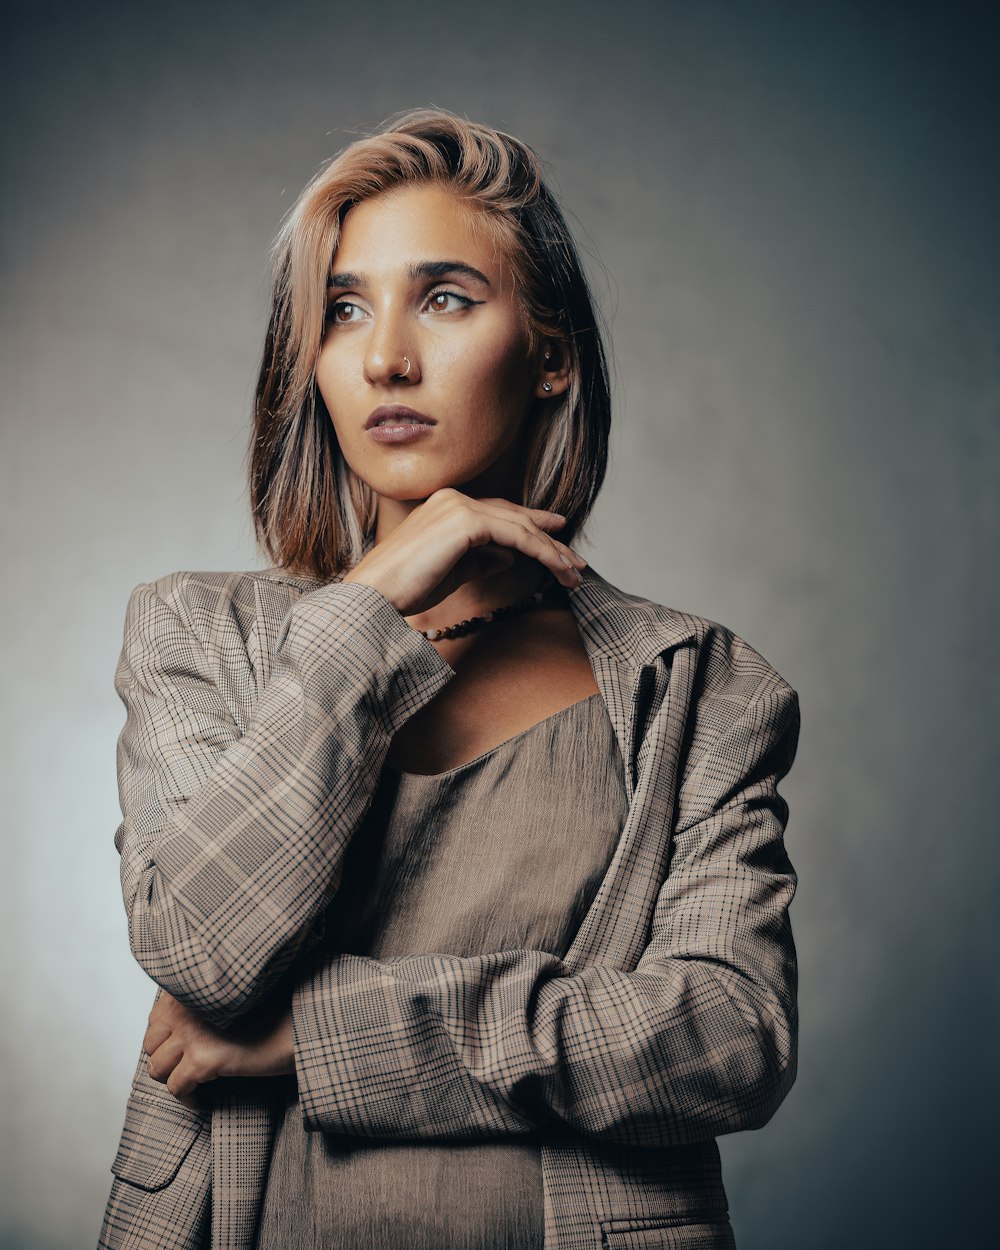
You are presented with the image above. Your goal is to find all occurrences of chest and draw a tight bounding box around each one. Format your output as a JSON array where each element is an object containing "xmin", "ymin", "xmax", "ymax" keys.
[{"xmin": 385, "ymin": 606, "xmax": 601, "ymax": 775}]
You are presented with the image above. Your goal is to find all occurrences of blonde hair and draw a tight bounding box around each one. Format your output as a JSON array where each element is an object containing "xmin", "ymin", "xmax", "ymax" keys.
[{"xmin": 249, "ymin": 108, "xmax": 611, "ymax": 581}]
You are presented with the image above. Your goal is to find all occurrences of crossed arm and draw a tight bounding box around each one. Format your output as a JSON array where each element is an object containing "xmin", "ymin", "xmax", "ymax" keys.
[
  {"xmin": 114, "ymin": 573, "xmax": 455, "ymax": 1029},
  {"xmin": 121, "ymin": 575, "xmax": 800, "ymax": 1148}
]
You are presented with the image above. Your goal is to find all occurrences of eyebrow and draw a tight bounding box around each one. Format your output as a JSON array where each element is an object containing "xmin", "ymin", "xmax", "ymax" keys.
[{"xmin": 327, "ymin": 260, "xmax": 492, "ymax": 290}]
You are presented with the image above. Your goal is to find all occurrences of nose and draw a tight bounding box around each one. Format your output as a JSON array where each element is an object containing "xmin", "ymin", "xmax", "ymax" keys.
[{"xmin": 362, "ymin": 312, "xmax": 418, "ymax": 385}]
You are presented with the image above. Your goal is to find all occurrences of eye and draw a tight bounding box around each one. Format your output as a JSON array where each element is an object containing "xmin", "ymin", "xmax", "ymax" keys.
[
  {"xmin": 326, "ymin": 299, "xmax": 366, "ymax": 324},
  {"xmin": 425, "ymin": 289, "xmax": 477, "ymax": 313}
]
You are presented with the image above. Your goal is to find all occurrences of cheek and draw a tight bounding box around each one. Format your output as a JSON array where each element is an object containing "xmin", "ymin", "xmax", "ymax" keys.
[
  {"xmin": 315, "ymin": 346, "xmax": 355, "ymax": 435},
  {"xmin": 315, "ymin": 342, "xmax": 343, "ymax": 397},
  {"xmin": 443, "ymin": 336, "xmax": 535, "ymax": 433}
]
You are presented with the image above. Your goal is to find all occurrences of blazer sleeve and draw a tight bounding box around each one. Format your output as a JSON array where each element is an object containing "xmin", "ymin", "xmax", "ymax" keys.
[
  {"xmin": 113, "ymin": 575, "xmax": 455, "ymax": 1029},
  {"xmin": 289, "ymin": 679, "xmax": 801, "ymax": 1149}
]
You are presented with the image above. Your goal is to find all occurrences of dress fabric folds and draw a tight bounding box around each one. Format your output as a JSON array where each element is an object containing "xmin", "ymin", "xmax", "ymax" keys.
[{"xmin": 255, "ymin": 690, "xmax": 629, "ymax": 1250}]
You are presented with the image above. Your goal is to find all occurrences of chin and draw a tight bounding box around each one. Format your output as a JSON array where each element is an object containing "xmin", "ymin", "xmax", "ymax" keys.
[
  {"xmin": 365, "ymin": 474, "xmax": 448, "ymax": 503},
  {"xmin": 357, "ymin": 452, "xmax": 507, "ymax": 504},
  {"xmin": 366, "ymin": 464, "xmax": 475, "ymax": 501}
]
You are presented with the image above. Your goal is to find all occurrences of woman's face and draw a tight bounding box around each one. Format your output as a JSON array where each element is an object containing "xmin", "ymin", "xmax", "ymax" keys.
[{"xmin": 315, "ymin": 182, "xmax": 557, "ymax": 511}]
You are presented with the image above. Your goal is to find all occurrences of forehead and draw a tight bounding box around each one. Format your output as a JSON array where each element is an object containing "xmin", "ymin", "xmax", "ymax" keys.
[{"xmin": 332, "ymin": 182, "xmax": 508, "ymax": 278}]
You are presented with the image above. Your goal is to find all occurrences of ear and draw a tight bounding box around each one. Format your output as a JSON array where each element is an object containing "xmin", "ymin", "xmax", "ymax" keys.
[{"xmin": 533, "ymin": 339, "xmax": 571, "ymax": 400}]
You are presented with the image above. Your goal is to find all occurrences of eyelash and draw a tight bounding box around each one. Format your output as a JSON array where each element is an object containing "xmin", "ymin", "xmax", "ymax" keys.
[
  {"xmin": 325, "ymin": 289, "xmax": 480, "ymax": 323},
  {"xmin": 426, "ymin": 290, "xmax": 477, "ymax": 313}
]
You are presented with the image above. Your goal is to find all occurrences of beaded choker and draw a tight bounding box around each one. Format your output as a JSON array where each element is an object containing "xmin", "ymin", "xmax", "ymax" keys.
[{"xmin": 417, "ymin": 572, "xmax": 563, "ymax": 641}]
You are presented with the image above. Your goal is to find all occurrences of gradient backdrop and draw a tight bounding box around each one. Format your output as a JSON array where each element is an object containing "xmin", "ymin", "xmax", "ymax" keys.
[{"xmin": 2, "ymin": 2, "xmax": 997, "ymax": 1247}]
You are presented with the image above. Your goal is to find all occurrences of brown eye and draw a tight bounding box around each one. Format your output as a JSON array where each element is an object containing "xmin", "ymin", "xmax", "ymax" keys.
[{"xmin": 425, "ymin": 290, "xmax": 477, "ymax": 313}]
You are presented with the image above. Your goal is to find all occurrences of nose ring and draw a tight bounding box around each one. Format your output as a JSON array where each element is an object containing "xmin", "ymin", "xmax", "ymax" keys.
[{"xmin": 400, "ymin": 356, "xmax": 411, "ymax": 377}]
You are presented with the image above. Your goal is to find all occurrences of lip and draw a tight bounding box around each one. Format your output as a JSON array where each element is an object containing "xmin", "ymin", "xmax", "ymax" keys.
[{"xmin": 364, "ymin": 405, "xmax": 436, "ymax": 431}]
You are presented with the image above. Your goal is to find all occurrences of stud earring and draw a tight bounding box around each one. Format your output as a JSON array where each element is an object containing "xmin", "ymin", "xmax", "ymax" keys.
[{"xmin": 542, "ymin": 382, "xmax": 553, "ymax": 393}]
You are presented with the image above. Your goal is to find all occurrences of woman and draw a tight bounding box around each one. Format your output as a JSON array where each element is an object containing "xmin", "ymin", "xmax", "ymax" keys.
[{"xmin": 98, "ymin": 110, "xmax": 801, "ymax": 1250}]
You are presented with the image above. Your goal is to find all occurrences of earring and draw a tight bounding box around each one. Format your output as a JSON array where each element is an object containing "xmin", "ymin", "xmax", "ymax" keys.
[{"xmin": 542, "ymin": 382, "xmax": 553, "ymax": 393}]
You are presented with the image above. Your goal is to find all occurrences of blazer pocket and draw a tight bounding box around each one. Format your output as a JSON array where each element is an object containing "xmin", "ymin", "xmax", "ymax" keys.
[
  {"xmin": 110, "ymin": 1093, "xmax": 210, "ymax": 1192},
  {"xmin": 602, "ymin": 1216, "xmax": 737, "ymax": 1249}
]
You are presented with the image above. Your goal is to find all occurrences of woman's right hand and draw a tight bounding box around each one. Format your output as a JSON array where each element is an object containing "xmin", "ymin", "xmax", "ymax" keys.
[{"xmin": 341, "ymin": 488, "xmax": 588, "ymax": 617}]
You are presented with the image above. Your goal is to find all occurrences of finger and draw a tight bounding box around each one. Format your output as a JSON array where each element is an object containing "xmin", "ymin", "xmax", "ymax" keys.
[
  {"xmin": 150, "ymin": 989, "xmax": 180, "ymax": 1021},
  {"xmin": 166, "ymin": 1056, "xmax": 202, "ymax": 1101},
  {"xmin": 477, "ymin": 499, "xmax": 567, "ymax": 530},
  {"xmin": 471, "ymin": 515, "xmax": 584, "ymax": 589},
  {"xmin": 525, "ymin": 509, "xmax": 567, "ymax": 531},
  {"xmin": 518, "ymin": 519, "xmax": 587, "ymax": 569},
  {"xmin": 143, "ymin": 1021, "xmax": 172, "ymax": 1056},
  {"xmin": 548, "ymin": 535, "xmax": 588, "ymax": 568},
  {"xmin": 146, "ymin": 990, "xmax": 179, "ymax": 1042},
  {"xmin": 469, "ymin": 501, "xmax": 587, "ymax": 570},
  {"xmin": 480, "ymin": 506, "xmax": 587, "ymax": 576},
  {"xmin": 166, "ymin": 1047, "xmax": 221, "ymax": 1101},
  {"xmin": 146, "ymin": 1038, "xmax": 184, "ymax": 1084}
]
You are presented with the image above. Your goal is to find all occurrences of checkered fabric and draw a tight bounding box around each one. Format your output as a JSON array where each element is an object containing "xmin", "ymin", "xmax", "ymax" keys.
[{"xmin": 97, "ymin": 564, "xmax": 800, "ymax": 1250}]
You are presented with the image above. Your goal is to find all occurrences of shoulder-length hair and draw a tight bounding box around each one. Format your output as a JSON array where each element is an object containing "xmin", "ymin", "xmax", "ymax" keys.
[{"xmin": 248, "ymin": 108, "xmax": 611, "ymax": 582}]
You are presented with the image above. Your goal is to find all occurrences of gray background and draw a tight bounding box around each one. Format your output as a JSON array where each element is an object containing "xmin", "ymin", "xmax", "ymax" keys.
[{"xmin": 2, "ymin": 1, "xmax": 997, "ymax": 1247}]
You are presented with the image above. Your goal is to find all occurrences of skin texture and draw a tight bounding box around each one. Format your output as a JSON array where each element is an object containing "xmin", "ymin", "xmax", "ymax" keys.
[{"xmin": 144, "ymin": 181, "xmax": 590, "ymax": 1101}]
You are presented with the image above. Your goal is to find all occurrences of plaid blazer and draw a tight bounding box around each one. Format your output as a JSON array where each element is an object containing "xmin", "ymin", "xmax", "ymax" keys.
[{"xmin": 97, "ymin": 562, "xmax": 801, "ymax": 1250}]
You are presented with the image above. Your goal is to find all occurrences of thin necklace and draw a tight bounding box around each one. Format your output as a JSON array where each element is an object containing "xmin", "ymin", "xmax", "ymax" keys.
[{"xmin": 417, "ymin": 571, "xmax": 563, "ymax": 641}]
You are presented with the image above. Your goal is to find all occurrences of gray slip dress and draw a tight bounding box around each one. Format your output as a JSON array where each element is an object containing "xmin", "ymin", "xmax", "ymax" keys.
[{"xmin": 255, "ymin": 689, "xmax": 629, "ymax": 1250}]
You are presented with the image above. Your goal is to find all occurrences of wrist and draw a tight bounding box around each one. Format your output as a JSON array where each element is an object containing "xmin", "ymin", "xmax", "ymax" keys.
[
  {"xmin": 342, "ymin": 567, "xmax": 393, "ymax": 604},
  {"xmin": 275, "ymin": 1011, "xmax": 296, "ymax": 1076}
]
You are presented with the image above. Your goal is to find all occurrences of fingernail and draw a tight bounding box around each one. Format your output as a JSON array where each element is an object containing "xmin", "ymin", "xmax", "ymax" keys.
[{"xmin": 559, "ymin": 553, "xmax": 572, "ymax": 567}]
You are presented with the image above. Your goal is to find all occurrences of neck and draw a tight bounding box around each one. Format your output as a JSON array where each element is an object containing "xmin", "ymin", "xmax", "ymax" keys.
[{"xmin": 403, "ymin": 551, "xmax": 552, "ymax": 636}]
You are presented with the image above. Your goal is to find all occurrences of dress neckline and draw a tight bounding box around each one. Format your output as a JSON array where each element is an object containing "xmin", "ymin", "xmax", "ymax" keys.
[{"xmin": 384, "ymin": 692, "xmax": 604, "ymax": 782}]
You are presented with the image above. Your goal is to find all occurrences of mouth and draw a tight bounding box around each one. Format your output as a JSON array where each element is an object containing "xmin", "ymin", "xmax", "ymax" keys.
[{"xmin": 364, "ymin": 405, "xmax": 437, "ymax": 430}]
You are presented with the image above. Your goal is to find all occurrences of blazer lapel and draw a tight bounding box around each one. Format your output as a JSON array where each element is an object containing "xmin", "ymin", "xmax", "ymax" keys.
[
  {"xmin": 561, "ymin": 565, "xmax": 701, "ymax": 973},
  {"xmin": 565, "ymin": 565, "xmax": 698, "ymax": 798}
]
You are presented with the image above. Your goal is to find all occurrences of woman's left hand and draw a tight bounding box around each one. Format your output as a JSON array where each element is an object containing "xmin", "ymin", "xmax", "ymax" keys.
[{"xmin": 143, "ymin": 990, "xmax": 296, "ymax": 1107}]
